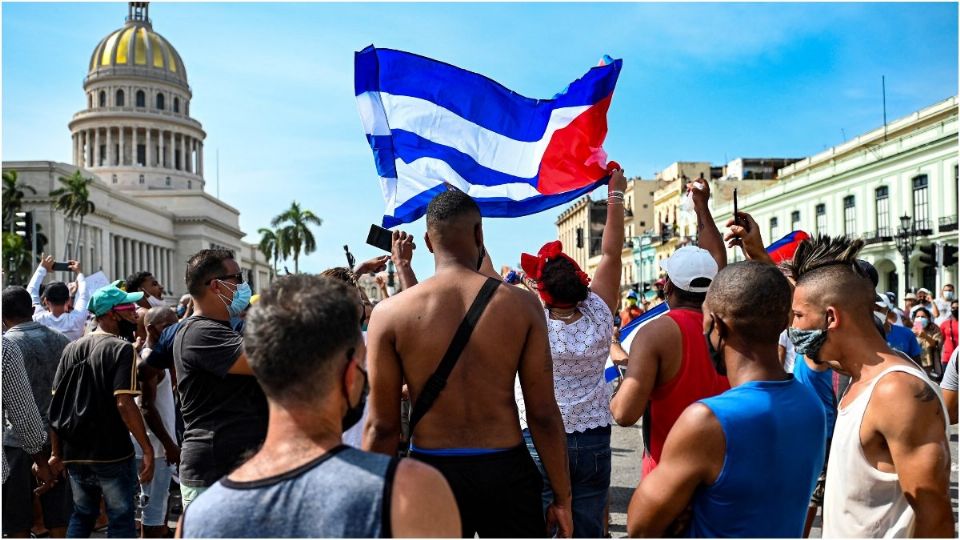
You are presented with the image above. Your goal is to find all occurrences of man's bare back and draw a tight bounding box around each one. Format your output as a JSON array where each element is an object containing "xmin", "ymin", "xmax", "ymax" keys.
[{"xmin": 366, "ymin": 268, "xmax": 547, "ymax": 450}]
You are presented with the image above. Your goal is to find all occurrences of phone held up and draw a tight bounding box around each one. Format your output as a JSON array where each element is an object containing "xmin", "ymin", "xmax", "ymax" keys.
[
  {"xmin": 366, "ymin": 224, "xmax": 393, "ymax": 253},
  {"xmin": 52, "ymin": 262, "xmax": 71, "ymax": 272}
]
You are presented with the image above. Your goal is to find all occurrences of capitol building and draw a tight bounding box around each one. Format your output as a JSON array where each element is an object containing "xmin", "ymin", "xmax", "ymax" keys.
[{"xmin": 3, "ymin": 3, "xmax": 273, "ymax": 297}]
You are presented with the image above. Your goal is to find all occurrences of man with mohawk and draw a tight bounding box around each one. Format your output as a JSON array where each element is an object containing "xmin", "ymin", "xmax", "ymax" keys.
[{"xmin": 785, "ymin": 235, "xmax": 953, "ymax": 537}]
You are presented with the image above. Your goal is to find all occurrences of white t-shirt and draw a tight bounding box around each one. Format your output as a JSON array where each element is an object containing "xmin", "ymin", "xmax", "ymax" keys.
[
  {"xmin": 516, "ymin": 292, "xmax": 614, "ymax": 433},
  {"xmin": 934, "ymin": 297, "xmax": 952, "ymax": 325},
  {"xmin": 778, "ymin": 330, "xmax": 796, "ymax": 373},
  {"xmin": 27, "ymin": 267, "xmax": 90, "ymax": 342}
]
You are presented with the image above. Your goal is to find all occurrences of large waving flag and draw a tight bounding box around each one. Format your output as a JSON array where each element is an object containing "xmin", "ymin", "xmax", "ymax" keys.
[
  {"xmin": 355, "ymin": 46, "xmax": 623, "ymax": 227},
  {"xmin": 604, "ymin": 301, "xmax": 671, "ymax": 383}
]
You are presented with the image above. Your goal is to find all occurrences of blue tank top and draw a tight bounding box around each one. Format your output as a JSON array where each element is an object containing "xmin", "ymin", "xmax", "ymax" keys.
[
  {"xmin": 792, "ymin": 353, "xmax": 837, "ymax": 440},
  {"xmin": 181, "ymin": 446, "xmax": 398, "ymax": 538},
  {"xmin": 689, "ymin": 377, "xmax": 826, "ymax": 538}
]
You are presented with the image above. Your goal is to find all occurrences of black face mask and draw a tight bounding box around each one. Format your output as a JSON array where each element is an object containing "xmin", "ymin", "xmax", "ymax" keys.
[
  {"xmin": 342, "ymin": 358, "xmax": 369, "ymax": 432},
  {"xmin": 704, "ymin": 316, "xmax": 727, "ymax": 376},
  {"xmin": 953, "ymin": 309, "xmax": 959, "ymax": 319},
  {"xmin": 117, "ymin": 318, "xmax": 138, "ymax": 342}
]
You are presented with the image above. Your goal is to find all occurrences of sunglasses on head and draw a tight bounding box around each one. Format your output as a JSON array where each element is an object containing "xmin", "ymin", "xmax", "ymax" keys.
[{"xmin": 206, "ymin": 272, "xmax": 244, "ymax": 285}]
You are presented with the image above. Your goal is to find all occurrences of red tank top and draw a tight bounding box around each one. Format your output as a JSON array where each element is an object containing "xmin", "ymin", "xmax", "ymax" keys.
[{"xmin": 642, "ymin": 309, "xmax": 729, "ymax": 476}]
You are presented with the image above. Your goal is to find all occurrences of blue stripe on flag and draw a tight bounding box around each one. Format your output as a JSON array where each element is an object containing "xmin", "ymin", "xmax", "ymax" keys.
[
  {"xmin": 366, "ymin": 135, "xmax": 399, "ymax": 178},
  {"xmin": 391, "ymin": 130, "xmax": 539, "ymax": 188},
  {"xmin": 355, "ymin": 46, "xmax": 621, "ymax": 142},
  {"xmin": 604, "ymin": 360, "xmax": 621, "ymax": 384},
  {"xmin": 383, "ymin": 175, "xmax": 609, "ymax": 228}
]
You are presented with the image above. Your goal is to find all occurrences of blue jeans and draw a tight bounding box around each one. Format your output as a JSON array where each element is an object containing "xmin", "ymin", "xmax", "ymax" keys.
[
  {"xmin": 523, "ymin": 426, "xmax": 612, "ymax": 538},
  {"xmin": 66, "ymin": 458, "xmax": 138, "ymax": 538},
  {"xmin": 136, "ymin": 458, "xmax": 173, "ymax": 527}
]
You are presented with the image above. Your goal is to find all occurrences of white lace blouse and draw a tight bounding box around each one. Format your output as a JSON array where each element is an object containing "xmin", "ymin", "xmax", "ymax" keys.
[{"xmin": 516, "ymin": 291, "xmax": 614, "ymax": 433}]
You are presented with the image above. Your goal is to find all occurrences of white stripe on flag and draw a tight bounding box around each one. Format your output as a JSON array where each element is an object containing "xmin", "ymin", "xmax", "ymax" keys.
[
  {"xmin": 396, "ymin": 158, "xmax": 541, "ymax": 200},
  {"xmin": 372, "ymin": 92, "xmax": 590, "ymax": 178}
]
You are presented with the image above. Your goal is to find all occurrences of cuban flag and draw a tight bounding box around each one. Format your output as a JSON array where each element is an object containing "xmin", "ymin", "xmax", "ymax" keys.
[
  {"xmin": 604, "ymin": 301, "xmax": 671, "ymax": 383},
  {"xmin": 355, "ymin": 46, "xmax": 623, "ymax": 227},
  {"xmin": 765, "ymin": 230, "xmax": 810, "ymax": 264}
]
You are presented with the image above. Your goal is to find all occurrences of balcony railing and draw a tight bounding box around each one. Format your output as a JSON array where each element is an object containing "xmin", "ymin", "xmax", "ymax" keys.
[
  {"xmin": 940, "ymin": 215, "xmax": 958, "ymax": 233},
  {"xmin": 862, "ymin": 229, "xmax": 893, "ymax": 246}
]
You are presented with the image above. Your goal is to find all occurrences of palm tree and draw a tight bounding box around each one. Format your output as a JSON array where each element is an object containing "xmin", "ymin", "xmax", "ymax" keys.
[
  {"xmin": 270, "ymin": 201, "xmax": 322, "ymax": 273},
  {"xmin": 2, "ymin": 170, "xmax": 37, "ymax": 233},
  {"xmin": 257, "ymin": 227, "xmax": 286, "ymax": 275},
  {"xmin": 50, "ymin": 170, "xmax": 96, "ymax": 261}
]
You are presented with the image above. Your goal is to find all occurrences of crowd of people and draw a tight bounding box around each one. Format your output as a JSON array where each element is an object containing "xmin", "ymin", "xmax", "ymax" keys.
[{"xmin": 2, "ymin": 169, "xmax": 957, "ymax": 538}]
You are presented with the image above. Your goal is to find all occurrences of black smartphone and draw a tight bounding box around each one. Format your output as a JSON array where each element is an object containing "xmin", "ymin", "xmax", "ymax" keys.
[
  {"xmin": 366, "ymin": 224, "xmax": 393, "ymax": 252},
  {"xmin": 52, "ymin": 262, "xmax": 71, "ymax": 271},
  {"xmin": 733, "ymin": 188, "xmax": 740, "ymax": 226}
]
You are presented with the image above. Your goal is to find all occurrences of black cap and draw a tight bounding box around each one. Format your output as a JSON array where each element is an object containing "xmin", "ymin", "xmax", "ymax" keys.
[
  {"xmin": 42, "ymin": 282, "xmax": 70, "ymax": 304},
  {"xmin": 856, "ymin": 259, "xmax": 879, "ymax": 287}
]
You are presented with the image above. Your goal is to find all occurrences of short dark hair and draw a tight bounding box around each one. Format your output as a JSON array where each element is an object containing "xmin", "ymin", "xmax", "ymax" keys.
[
  {"xmin": 707, "ymin": 261, "xmax": 792, "ymax": 344},
  {"xmin": 914, "ymin": 307, "xmax": 932, "ymax": 319},
  {"xmin": 244, "ymin": 274, "xmax": 362, "ymax": 403},
  {"xmin": 426, "ymin": 188, "xmax": 480, "ymax": 230},
  {"xmin": 125, "ymin": 271, "xmax": 153, "ymax": 293},
  {"xmin": 185, "ymin": 249, "xmax": 235, "ymax": 296},
  {"xmin": 42, "ymin": 282, "xmax": 70, "ymax": 305},
  {"xmin": 667, "ymin": 277, "xmax": 707, "ymax": 305},
  {"xmin": 2, "ymin": 287, "xmax": 34, "ymax": 320},
  {"xmin": 539, "ymin": 258, "xmax": 589, "ymax": 306}
]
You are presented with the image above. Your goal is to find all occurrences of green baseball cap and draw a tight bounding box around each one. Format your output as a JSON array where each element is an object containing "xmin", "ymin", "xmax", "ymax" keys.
[{"xmin": 88, "ymin": 280, "xmax": 144, "ymax": 317}]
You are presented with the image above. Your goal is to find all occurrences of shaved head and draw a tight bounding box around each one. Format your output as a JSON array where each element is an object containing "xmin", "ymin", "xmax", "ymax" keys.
[
  {"xmin": 706, "ymin": 260, "xmax": 792, "ymax": 344},
  {"xmin": 144, "ymin": 306, "xmax": 178, "ymax": 328},
  {"xmin": 426, "ymin": 189, "xmax": 481, "ymax": 238},
  {"xmin": 790, "ymin": 235, "xmax": 875, "ymax": 328}
]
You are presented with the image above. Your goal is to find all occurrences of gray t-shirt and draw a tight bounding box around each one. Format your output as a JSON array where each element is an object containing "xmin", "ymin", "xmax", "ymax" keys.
[
  {"xmin": 3, "ymin": 322, "xmax": 71, "ymax": 448},
  {"xmin": 181, "ymin": 446, "xmax": 397, "ymax": 538},
  {"xmin": 940, "ymin": 348, "xmax": 958, "ymax": 392}
]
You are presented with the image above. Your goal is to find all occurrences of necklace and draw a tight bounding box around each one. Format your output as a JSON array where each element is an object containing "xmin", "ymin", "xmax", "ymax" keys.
[{"xmin": 550, "ymin": 308, "xmax": 579, "ymax": 321}]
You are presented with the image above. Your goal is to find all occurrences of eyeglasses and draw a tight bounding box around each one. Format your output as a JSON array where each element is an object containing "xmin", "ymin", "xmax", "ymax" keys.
[{"xmin": 206, "ymin": 272, "xmax": 244, "ymax": 285}]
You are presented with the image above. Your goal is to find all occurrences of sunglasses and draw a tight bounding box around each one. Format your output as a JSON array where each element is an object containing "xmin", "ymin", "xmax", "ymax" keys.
[
  {"xmin": 206, "ymin": 272, "xmax": 244, "ymax": 285},
  {"xmin": 111, "ymin": 304, "xmax": 137, "ymax": 313}
]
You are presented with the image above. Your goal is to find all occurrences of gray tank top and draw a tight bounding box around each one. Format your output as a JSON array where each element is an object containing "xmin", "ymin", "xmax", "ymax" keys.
[{"xmin": 181, "ymin": 446, "xmax": 398, "ymax": 538}]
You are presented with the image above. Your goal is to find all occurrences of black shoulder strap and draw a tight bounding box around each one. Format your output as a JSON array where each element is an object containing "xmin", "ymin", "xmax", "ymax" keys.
[{"xmin": 407, "ymin": 277, "xmax": 501, "ymax": 437}]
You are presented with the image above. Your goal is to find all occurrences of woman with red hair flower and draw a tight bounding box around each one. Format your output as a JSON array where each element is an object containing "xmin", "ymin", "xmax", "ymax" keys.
[{"xmin": 515, "ymin": 167, "xmax": 626, "ymax": 537}]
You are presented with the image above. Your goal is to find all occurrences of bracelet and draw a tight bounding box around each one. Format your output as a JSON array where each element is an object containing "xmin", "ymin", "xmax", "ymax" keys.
[
  {"xmin": 607, "ymin": 200, "xmax": 624, "ymax": 206},
  {"xmin": 609, "ymin": 190, "xmax": 625, "ymax": 197}
]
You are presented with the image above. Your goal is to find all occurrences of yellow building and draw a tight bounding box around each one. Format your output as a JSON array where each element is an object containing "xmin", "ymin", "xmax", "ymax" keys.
[{"xmin": 651, "ymin": 162, "xmax": 711, "ymax": 266}]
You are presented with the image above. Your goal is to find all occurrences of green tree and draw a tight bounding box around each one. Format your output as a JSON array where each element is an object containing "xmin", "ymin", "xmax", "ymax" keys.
[
  {"xmin": 257, "ymin": 227, "xmax": 287, "ymax": 275},
  {"xmin": 50, "ymin": 170, "xmax": 96, "ymax": 261},
  {"xmin": 270, "ymin": 201, "xmax": 322, "ymax": 274},
  {"xmin": 2, "ymin": 232, "xmax": 32, "ymax": 286},
  {"xmin": 2, "ymin": 170, "xmax": 37, "ymax": 233}
]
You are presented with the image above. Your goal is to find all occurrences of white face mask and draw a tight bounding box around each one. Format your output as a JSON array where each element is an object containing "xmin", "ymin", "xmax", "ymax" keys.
[
  {"xmin": 146, "ymin": 295, "xmax": 166, "ymax": 308},
  {"xmin": 945, "ymin": 291, "xmax": 955, "ymax": 301}
]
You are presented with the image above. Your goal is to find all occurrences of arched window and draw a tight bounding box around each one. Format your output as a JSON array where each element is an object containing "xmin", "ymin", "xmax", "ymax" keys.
[
  {"xmin": 156, "ymin": 93, "xmax": 165, "ymax": 110},
  {"xmin": 136, "ymin": 90, "xmax": 145, "ymax": 108},
  {"xmin": 116, "ymin": 89, "xmax": 125, "ymax": 107},
  {"xmin": 139, "ymin": 174, "xmax": 145, "ymax": 184},
  {"xmin": 173, "ymin": 97, "xmax": 180, "ymax": 113},
  {"xmin": 98, "ymin": 91, "xmax": 106, "ymax": 107}
]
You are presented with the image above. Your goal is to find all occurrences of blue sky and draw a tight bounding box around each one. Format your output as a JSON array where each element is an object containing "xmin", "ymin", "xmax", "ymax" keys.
[{"xmin": 4, "ymin": 2, "xmax": 957, "ymax": 278}]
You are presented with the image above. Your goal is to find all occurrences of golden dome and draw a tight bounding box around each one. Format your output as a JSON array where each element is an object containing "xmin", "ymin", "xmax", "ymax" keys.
[{"xmin": 88, "ymin": 3, "xmax": 188, "ymax": 87}]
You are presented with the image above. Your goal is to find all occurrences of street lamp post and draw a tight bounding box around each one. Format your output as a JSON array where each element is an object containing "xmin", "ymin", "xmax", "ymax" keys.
[{"xmin": 895, "ymin": 214, "xmax": 918, "ymax": 293}]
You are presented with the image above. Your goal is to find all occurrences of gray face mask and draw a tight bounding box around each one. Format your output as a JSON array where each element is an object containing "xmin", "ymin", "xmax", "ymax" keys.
[{"xmin": 787, "ymin": 316, "xmax": 830, "ymax": 363}]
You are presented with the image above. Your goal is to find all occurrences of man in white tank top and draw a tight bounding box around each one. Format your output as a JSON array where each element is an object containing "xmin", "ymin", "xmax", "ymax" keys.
[{"xmin": 787, "ymin": 236, "xmax": 953, "ymax": 538}]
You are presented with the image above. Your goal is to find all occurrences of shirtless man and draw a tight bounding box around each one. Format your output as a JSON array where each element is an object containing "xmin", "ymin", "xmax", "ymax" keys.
[
  {"xmin": 364, "ymin": 189, "xmax": 573, "ymax": 538},
  {"xmin": 788, "ymin": 236, "xmax": 953, "ymax": 537}
]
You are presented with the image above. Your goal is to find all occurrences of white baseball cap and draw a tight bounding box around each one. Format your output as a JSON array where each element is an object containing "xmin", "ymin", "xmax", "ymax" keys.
[{"xmin": 659, "ymin": 246, "xmax": 719, "ymax": 293}]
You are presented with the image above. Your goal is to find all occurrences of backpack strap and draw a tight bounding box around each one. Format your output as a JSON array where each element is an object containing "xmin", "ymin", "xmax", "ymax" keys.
[{"xmin": 407, "ymin": 277, "xmax": 501, "ymax": 437}]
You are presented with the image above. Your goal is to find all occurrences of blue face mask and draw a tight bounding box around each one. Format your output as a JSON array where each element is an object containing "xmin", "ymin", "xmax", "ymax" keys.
[{"xmin": 218, "ymin": 281, "xmax": 252, "ymax": 318}]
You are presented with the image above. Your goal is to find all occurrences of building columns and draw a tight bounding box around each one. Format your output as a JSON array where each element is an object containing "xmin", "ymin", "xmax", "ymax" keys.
[
  {"xmin": 198, "ymin": 142, "xmax": 203, "ymax": 177},
  {"xmin": 132, "ymin": 127, "xmax": 139, "ymax": 167},
  {"xmin": 106, "ymin": 127, "xmax": 114, "ymax": 166},
  {"xmin": 146, "ymin": 128, "xmax": 152, "ymax": 169},
  {"xmin": 159, "ymin": 130, "xmax": 165, "ymax": 169},
  {"xmin": 119, "ymin": 127, "xmax": 126, "ymax": 166},
  {"xmin": 93, "ymin": 128, "xmax": 101, "ymax": 167}
]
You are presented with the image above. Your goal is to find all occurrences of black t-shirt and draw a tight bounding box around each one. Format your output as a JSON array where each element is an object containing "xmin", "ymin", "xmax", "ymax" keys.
[
  {"xmin": 173, "ymin": 316, "xmax": 268, "ymax": 487},
  {"xmin": 52, "ymin": 333, "xmax": 140, "ymax": 463}
]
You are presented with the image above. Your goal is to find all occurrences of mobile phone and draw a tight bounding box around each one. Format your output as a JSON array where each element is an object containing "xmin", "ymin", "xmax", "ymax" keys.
[
  {"xmin": 52, "ymin": 262, "xmax": 71, "ymax": 271},
  {"xmin": 366, "ymin": 224, "xmax": 393, "ymax": 252},
  {"xmin": 733, "ymin": 188, "xmax": 739, "ymax": 226}
]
